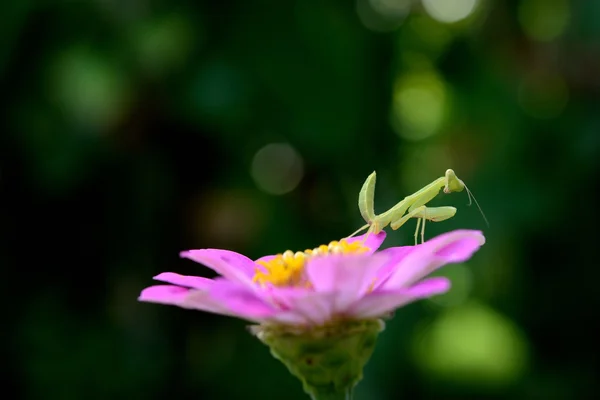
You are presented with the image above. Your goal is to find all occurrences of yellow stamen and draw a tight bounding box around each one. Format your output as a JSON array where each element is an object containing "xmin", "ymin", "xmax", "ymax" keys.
[{"xmin": 252, "ymin": 239, "xmax": 371, "ymax": 287}]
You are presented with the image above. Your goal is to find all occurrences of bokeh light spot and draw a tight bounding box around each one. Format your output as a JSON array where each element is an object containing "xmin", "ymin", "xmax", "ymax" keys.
[
  {"xmin": 519, "ymin": 0, "xmax": 569, "ymax": 42},
  {"xmin": 251, "ymin": 143, "xmax": 304, "ymax": 195},
  {"xmin": 370, "ymin": 0, "xmax": 412, "ymax": 17},
  {"xmin": 357, "ymin": 0, "xmax": 411, "ymax": 32},
  {"xmin": 518, "ymin": 73, "xmax": 569, "ymax": 119},
  {"xmin": 50, "ymin": 46, "xmax": 130, "ymax": 131},
  {"xmin": 391, "ymin": 70, "xmax": 449, "ymax": 141},
  {"xmin": 132, "ymin": 14, "xmax": 195, "ymax": 77},
  {"xmin": 422, "ymin": 0, "xmax": 479, "ymax": 24},
  {"xmin": 413, "ymin": 301, "xmax": 529, "ymax": 387}
]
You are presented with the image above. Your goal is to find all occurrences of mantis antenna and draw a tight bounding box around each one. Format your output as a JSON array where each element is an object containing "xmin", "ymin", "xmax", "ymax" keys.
[{"xmin": 463, "ymin": 183, "xmax": 490, "ymax": 227}]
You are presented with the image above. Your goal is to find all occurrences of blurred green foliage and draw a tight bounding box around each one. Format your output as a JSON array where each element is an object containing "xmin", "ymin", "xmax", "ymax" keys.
[{"xmin": 2, "ymin": 0, "xmax": 600, "ymax": 399}]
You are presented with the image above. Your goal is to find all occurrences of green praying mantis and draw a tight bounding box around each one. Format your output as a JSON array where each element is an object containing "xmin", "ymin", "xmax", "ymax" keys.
[{"xmin": 348, "ymin": 169, "xmax": 488, "ymax": 244}]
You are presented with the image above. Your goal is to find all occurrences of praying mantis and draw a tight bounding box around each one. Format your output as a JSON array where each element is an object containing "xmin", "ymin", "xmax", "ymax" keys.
[{"xmin": 348, "ymin": 169, "xmax": 487, "ymax": 244}]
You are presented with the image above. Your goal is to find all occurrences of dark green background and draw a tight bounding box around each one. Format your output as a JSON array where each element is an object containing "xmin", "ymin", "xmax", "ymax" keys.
[{"xmin": 2, "ymin": 0, "xmax": 599, "ymax": 399}]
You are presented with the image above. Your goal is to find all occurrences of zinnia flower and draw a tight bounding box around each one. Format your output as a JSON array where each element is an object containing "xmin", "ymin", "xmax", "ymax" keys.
[{"xmin": 139, "ymin": 229, "xmax": 485, "ymax": 400}]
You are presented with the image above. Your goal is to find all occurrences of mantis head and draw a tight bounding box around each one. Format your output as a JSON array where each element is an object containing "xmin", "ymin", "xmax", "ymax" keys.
[{"xmin": 443, "ymin": 169, "xmax": 465, "ymax": 194}]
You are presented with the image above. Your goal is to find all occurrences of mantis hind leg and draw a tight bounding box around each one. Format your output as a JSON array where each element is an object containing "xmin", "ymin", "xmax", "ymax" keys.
[
  {"xmin": 390, "ymin": 205, "xmax": 428, "ymax": 231},
  {"xmin": 413, "ymin": 212, "xmax": 428, "ymax": 245},
  {"xmin": 392, "ymin": 206, "xmax": 428, "ymax": 245},
  {"xmin": 391, "ymin": 205, "xmax": 456, "ymax": 243}
]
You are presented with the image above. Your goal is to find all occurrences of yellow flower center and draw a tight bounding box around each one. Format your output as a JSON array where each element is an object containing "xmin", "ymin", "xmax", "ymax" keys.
[{"xmin": 253, "ymin": 239, "xmax": 371, "ymax": 287}]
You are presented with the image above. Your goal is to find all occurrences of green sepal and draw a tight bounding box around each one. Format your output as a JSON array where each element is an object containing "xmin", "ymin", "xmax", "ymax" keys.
[{"xmin": 251, "ymin": 319, "xmax": 385, "ymax": 400}]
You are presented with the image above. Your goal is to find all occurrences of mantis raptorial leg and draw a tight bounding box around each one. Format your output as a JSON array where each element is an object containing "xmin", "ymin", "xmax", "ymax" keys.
[{"xmin": 348, "ymin": 169, "xmax": 487, "ymax": 243}]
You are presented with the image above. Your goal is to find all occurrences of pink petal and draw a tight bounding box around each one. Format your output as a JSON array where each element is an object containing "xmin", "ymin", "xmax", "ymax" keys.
[
  {"xmin": 380, "ymin": 230, "xmax": 485, "ymax": 290},
  {"xmin": 260, "ymin": 286, "xmax": 311, "ymax": 310},
  {"xmin": 279, "ymin": 291, "xmax": 338, "ymax": 325},
  {"xmin": 180, "ymin": 249, "xmax": 256, "ymax": 285},
  {"xmin": 254, "ymin": 287, "xmax": 316, "ymax": 325},
  {"xmin": 264, "ymin": 310, "xmax": 310, "ymax": 325},
  {"xmin": 345, "ymin": 231, "xmax": 387, "ymax": 254},
  {"xmin": 182, "ymin": 290, "xmax": 244, "ymax": 315},
  {"xmin": 153, "ymin": 272, "xmax": 214, "ymax": 290},
  {"xmin": 139, "ymin": 285, "xmax": 235, "ymax": 315},
  {"xmin": 306, "ymin": 253, "xmax": 391, "ymax": 312},
  {"xmin": 371, "ymin": 246, "xmax": 417, "ymax": 290},
  {"xmin": 207, "ymin": 280, "xmax": 277, "ymax": 319},
  {"xmin": 348, "ymin": 277, "xmax": 451, "ymax": 318},
  {"xmin": 259, "ymin": 286, "xmax": 342, "ymax": 325},
  {"xmin": 139, "ymin": 279, "xmax": 279, "ymax": 323},
  {"xmin": 138, "ymin": 285, "xmax": 190, "ymax": 305}
]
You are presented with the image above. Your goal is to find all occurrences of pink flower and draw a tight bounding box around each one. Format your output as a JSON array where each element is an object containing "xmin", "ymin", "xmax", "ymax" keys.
[{"xmin": 139, "ymin": 229, "xmax": 485, "ymax": 326}]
